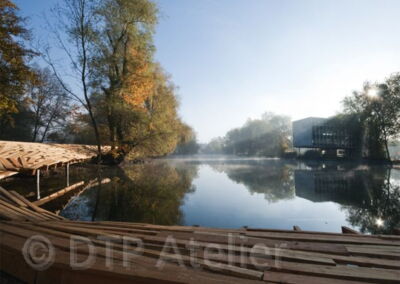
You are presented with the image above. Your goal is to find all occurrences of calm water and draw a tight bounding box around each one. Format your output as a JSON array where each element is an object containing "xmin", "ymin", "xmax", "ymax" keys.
[{"xmin": 2, "ymin": 156, "xmax": 399, "ymax": 234}]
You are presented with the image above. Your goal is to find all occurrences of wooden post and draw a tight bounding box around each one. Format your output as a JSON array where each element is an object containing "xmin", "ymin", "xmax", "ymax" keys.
[
  {"xmin": 36, "ymin": 169, "xmax": 40, "ymax": 200},
  {"xmin": 66, "ymin": 163, "xmax": 70, "ymax": 187}
]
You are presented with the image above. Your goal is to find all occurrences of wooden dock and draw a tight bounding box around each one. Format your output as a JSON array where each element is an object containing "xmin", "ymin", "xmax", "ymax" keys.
[
  {"xmin": 0, "ymin": 187, "xmax": 399, "ymax": 283},
  {"xmin": 0, "ymin": 141, "xmax": 110, "ymax": 179}
]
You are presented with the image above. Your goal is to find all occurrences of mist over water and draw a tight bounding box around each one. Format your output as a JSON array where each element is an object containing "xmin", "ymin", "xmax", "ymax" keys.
[{"xmin": 55, "ymin": 156, "xmax": 399, "ymax": 234}]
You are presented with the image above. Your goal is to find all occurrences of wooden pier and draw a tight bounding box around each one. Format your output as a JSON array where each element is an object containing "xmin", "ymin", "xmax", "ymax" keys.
[
  {"xmin": 0, "ymin": 141, "xmax": 110, "ymax": 179},
  {"xmin": 0, "ymin": 187, "xmax": 399, "ymax": 283}
]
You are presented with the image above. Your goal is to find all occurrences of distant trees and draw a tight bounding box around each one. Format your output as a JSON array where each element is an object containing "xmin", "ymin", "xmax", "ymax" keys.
[
  {"xmin": 28, "ymin": 68, "xmax": 71, "ymax": 142},
  {"xmin": 202, "ymin": 137, "xmax": 225, "ymax": 154},
  {"xmin": 342, "ymin": 74, "xmax": 400, "ymax": 160},
  {"xmin": 203, "ymin": 113, "xmax": 291, "ymax": 157}
]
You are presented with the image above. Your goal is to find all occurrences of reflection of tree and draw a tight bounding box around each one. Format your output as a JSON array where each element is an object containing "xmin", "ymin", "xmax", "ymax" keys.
[
  {"xmin": 342, "ymin": 167, "xmax": 400, "ymax": 234},
  {"xmin": 75, "ymin": 162, "xmax": 198, "ymax": 225},
  {"xmin": 210, "ymin": 161, "xmax": 295, "ymax": 202}
]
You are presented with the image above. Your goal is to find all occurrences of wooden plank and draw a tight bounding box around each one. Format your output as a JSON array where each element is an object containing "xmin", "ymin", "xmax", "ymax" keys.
[
  {"xmin": 245, "ymin": 231, "xmax": 400, "ymax": 246},
  {"xmin": 246, "ymin": 227, "xmax": 395, "ymax": 239},
  {"xmin": 9, "ymin": 190, "xmax": 46, "ymax": 212},
  {"xmin": 83, "ymin": 228, "xmax": 400, "ymax": 269},
  {"xmin": 8, "ymin": 157, "xmax": 21, "ymax": 168},
  {"xmin": 0, "ymin": 230, "xmax": 264, "ymax": 284},
  {"xmin": 0, "ymin": 157, "xmax": 17, "ymax": 170},
  {"xmin": 0, "ymin": 225, "xmax": 265, "ymax": 282},
  {"xmin": 0, "ymin": 204, "xmax": 28, "ymax": 221},
  {"xmin": 0, "ymin": 171, "xmax": 18, "ymax": 180},
  {"xmin": 156, "ymin": 230, "xmax": 350, "ymax": 255},
  {"xmin": 346, "ymin": 245, "xmax": 400, "ymax": 260},
  {"xmin": 44, "ymin": 222, "xmax": 336, "ymax": 266},
  {"xmin": 34, "ymin": 181, "xmax": 85, "ymax": 206},
  {"xmin": 18, "ymin": 156, "xmax": 28, "ymax": 168},
  {"xmin": 266, "ymin": 261, "xmax": 400, "ymax": 283},
  {"xmin": 0, "ymin": 199, "xmax": 42, "ymax": 221},
  {"xmin": 0, "ymin": 186, "xmax": 27, "ymax": 207},
  {"xmin": 263, "ymin": 271, "xmax": 370, "ymax": 284},
  {"xmin": 0, "ymin": 244, "xmax": 37, "ymax": 283},
  {"xmin": 9, "ymin": 190, "xmax": 65, "ymax": 220},
  {"xmin": 0, "ymin": 209, "xmax": 20, "ymax": 220}
]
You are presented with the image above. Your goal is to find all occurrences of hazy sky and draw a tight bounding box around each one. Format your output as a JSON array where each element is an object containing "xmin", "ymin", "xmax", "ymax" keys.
[{"xmin": 16, "ymin": 0, "xmax": 400, "ymax": 142}]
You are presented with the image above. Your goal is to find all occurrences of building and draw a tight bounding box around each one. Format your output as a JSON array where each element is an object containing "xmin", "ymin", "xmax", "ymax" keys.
[{"xmin": 292, "ymin": 117, "xmax": 355, "ymax": 158}]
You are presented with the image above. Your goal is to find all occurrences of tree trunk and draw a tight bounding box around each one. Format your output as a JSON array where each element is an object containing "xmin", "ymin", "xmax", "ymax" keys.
[{"xmin": 79, "ymin": 0, "xmax": 102, "ymax": 161}]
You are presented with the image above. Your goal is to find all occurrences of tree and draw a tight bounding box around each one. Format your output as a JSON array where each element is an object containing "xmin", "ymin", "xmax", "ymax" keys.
[
  {"xmin": 0, "ymin": 100, "xmax": 35, "ymax": 141},
  {"xmin": 222, "ymin": 112, "xmax": 291, "ymax": 157},
  {"xmin": 121, "ymin": 66, "xmax": 190, "ymax": 159},
  {"xmin": 91, "ymin": 0, "xmax": 157, "ymax": 150},
  {"xmin": 202, "ymin": 137, "xmax": 225, "ymax": 154},
  {"xmin": 28, "ymin": 67, "xmax": 71, "ymax": 142},
  {"xmin": 173, "ymin": 127, "xmax": 200, "ymax": 155},
  {"xmin": 342, "ymin": 75, "xmax": 400, "ymax": 161},
  {"xmin": 0, "ymin": 0, "xmax": 35, "ymax": 121},
  {"xmin": 44, "ymin": 0, "xmax": 102, "ymax": 157}
]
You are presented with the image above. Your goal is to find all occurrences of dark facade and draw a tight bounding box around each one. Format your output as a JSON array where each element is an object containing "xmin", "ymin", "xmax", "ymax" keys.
[{"xmin": 292, "ymin": 117, "xmax": 355, "ymax": 158}]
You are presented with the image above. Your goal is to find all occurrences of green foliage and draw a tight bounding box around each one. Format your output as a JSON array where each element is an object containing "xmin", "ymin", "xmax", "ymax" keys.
[
  {"xmin": 342, "ymin": 75, "xmax": 400, "ymax": 160},
  {"xmin": 123, "ymin": 67, "xmax": 190, "ymax": 159},
  {"xmin": 0, "ymin": 0, "xmax": 35, "ymax": 120}
]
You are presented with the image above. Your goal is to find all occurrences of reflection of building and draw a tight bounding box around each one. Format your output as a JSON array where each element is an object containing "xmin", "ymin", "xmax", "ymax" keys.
[
  {"xmin": 292, "ymin": 117, "xmax": 355, "ymax": 158},
  {"xmin": 294, "ymin": 169, "xmax": 371, "ymax": 206}
]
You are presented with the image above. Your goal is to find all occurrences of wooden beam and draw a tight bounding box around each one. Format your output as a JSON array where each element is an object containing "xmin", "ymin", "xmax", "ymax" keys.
[
  {"xmin": 34, "ymin": 181, "xmax": 85, "ymax": 206},
  {"xmin": 342, "ymin": 226, "xmax": 360, "ymax": 235}
]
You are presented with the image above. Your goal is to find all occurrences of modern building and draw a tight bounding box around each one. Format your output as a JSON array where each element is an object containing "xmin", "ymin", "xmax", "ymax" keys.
[{"xmin": 292, "ymin": 117, "xmax": 355, "ymax": 158}]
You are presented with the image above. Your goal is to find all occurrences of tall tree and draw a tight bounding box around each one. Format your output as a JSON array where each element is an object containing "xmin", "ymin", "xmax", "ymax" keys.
[
  {"xmin": 91, "ymin": 0, "xmax": 157, "ymax": 149},
  {"xmin": 0, "ymin": 0, "xmax": 35, "ymax": 122},
  {"xmin": 119, "ymin": 66, "xmax": 190, "ymax": 159},
  {"xmin": 44, "ymin": 0, "xmax": 102, "ymax": 157}
]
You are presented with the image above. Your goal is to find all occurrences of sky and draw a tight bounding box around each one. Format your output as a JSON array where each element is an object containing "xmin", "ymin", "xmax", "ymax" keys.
[{"xmin": 15, "ymin": 0, "xmax": 400, "ymax": 142}]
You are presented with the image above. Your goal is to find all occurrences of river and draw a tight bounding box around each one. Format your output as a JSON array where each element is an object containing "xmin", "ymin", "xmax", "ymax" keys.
[{"xmin": 2, "ymin": 155, "xmax": 399, "ymax": 234}]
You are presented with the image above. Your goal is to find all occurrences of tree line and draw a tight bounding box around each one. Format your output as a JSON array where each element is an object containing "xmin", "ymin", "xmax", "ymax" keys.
[
  {"xmin": 202, "ymin": 113, "xmax": 292, "ymax": 157},
  {"xmin": 0, "ymin": 0, "xmax": 194, "ymax": 161},
  {"xmin": 200, "ymin": 74, "xmax": 400, "ymax": 160}
]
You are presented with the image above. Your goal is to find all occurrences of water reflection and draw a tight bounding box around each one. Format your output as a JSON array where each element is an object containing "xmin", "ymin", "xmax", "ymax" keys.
[
  {"xmin": 292, "ymin": 163, "xmax": 400, "ymax": 234},
  {"xmin": 56, "ymin": 157, "xmax": 400, "ymax": 234},
  {"xmin": 62, "ymin": 162, "xmax": 198, "ymax": 225},
  {"xmin": 209, "ymin": 160, "xmax": 295, "ymax": 202}
]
